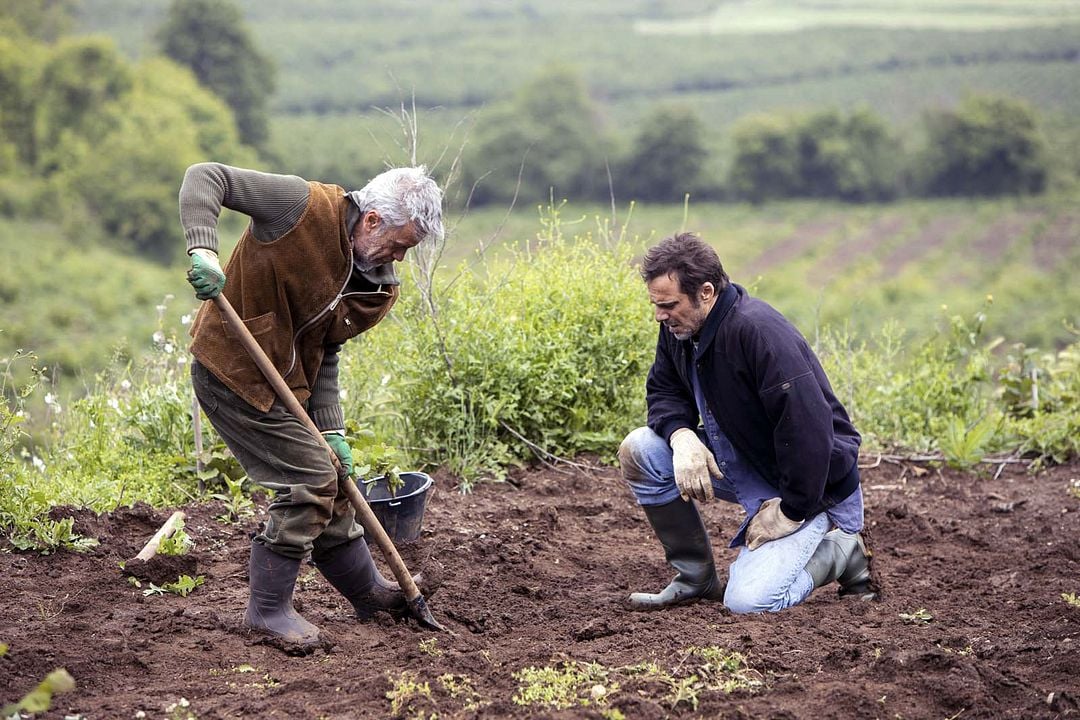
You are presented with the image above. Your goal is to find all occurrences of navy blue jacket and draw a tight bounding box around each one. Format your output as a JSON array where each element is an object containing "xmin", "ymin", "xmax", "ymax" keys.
[{"xmin": 646, "ymin": 283, "xmax": 861, "ymax": 521}]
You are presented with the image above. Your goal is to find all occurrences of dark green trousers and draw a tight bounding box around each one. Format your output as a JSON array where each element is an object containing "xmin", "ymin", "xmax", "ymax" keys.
[{"xmin": 191, "ymin": 360, "xmax": 363, "ymax": 559}]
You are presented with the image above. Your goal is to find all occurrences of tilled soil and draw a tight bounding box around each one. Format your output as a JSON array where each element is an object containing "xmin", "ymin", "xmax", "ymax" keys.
[{"xmin": 2, "ymin": 458, "xmax": 1079, "ymax": 719}]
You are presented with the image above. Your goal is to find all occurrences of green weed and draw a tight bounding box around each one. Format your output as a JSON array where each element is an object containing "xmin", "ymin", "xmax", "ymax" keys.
[
  {"xmin": 211, "ymin": 475, "xmax": 256, "ymax": 524},
  {"xmin": 436, "ymin": 674, "xmax": 483, "ymax": 712},
  {"xmin": 385, "ymin": 671, "xmax": 434, "ymax": 719},
  {"xmin": 1062, "ymin": 592, "xmax": 1080, "ymax": 609},
  {"xmin": 141, "ymin": 575, "xmax": 205, "ymax": 598},
  {"xmin": 156, "ymin": 520, "xmax": 193, "ymax": 556},
  {"xmin": 513, "ymin": 661, "xmax": 613, "ymax": 710},
  {"xmin": 0, "ymin": 668, "xmax": 75, "ymax": 717},
  {"xmin": 899, "ymin": 608, "xmax": 934, "ymax": 625}
]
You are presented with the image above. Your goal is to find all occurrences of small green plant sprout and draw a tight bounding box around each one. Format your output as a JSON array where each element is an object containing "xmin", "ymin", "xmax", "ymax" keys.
[
  {"xmin": 9, "ymin": 515, "xmax": 100, "ymax": 555},
  {"xmin": 1068, "ymin": 478, "xmax": 1080, "ymax": 501},
  {"xmin": 419, "ymin": 637, "xmax": 443, "ymax": 656},
  {"xmin": 346, "ymin": 420, "xmax": 406, "ymax": 495},
  {"xmin": 156, "ymin": 519, "xmax": 194, "ymax": 556},
  {"xmin": 437, "ymin": 674, "xmax": 484, "ymax": 712},
  {"xmin": 211, "ymin": 475, "xmax": 256, "ymax": 524},
  {"xmin": 385, "ymin": 670, "xmax": 433, "ymax": 718},
  {"xmin": 899, "ymin": 608, "xmax": 934, "ymax": 625},
  {"xmin": 0, "ymin": 667, "xmax": 76, "ymax": 717},
  {"xmin": 1062, "ymin": 592, "xmax": 1080, "ymax": 609},
  {"xmin": 512, "ymin": 661, "xmax": 614, "ymax": 710},
  {"xmin": 938, "ymin": 413, "xmax": 1002, "ymax": 469},
  {"xmin": 142, "ymin": 575, "xmax": 205, "ymax": 598},
  {"xmin": 690, "ymin": 646, "xmax": 764, "ymax": 695}
]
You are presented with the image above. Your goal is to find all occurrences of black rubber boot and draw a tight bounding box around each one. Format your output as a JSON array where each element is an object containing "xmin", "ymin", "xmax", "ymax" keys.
[
  {"xmin": 313, "ymin": 537, "xmax": 412, "ymax": 619},
  {"xmin": 244, "ymin": 542, "xmax": 321, "ymax": 646},
  {"xmin": 804, "ymin": 529, "xmax": 877, "ymax": 599},
  {"xmin": 628, "ymin": 499, "xmax": 725, "ymax": 610}
]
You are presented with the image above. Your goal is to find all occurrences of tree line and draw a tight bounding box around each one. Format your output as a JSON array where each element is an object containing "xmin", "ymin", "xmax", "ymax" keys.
[
  {"xmin": 0, "ymin": 0, "xmax": 1058, "ymax": 266},
  {"xmin": 460, "ymin": 67, "xmax": 1051, "ymax": 207}
]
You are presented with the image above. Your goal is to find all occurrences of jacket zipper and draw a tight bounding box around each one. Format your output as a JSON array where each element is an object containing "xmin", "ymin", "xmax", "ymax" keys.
[{"xmin": 282, "ymin": 258, "xmax": 392, "ymax": 378}]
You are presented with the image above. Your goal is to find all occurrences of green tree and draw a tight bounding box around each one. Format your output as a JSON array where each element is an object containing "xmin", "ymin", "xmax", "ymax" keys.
[
  {"xmin": 54, "ymin": 57, "xmax": 253, "ymax": 263},
  {"xmin": 34, "ymin": 37, "xmax": 133, "ymax": 171},
  {"xmin": 797, "ymin": 108, "xmax": 900, "ymax": 201},
  {"xmin": 730, "ymin": 108, "xmax": 901, "ymax": 202},
  {"xmin": 0, "ymin": 35, "xmax": 46, "ymax": 170},
  {"xmin": 619, "ymin": 105, "xmax": 708, "ymax": 203},
  {"xmin": 463, "ymin": 66, "xmax": 609, "ymax": 206},
  {"xmin": 921, "ymin": 94, "xmax": 1048, "ymax": 197},
  {"xmin": 157, "ymin": 0, "xmax": 276, "ymax": 151},
  {"xmin": 728, "ymin": 114, "xmax": 801, "ymax": 203},
  {"xmin": 0, "ymin": 0, "xmax": 74, "ymax": 42}
]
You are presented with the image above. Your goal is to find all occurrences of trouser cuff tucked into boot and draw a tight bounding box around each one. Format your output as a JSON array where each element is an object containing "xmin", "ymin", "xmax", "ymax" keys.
[
  {"xmin": 245, "ymin": 542, "xmax": 322, "ymax": 647},
  {"xmin": 313, "ymin": 537, "xmax": 413, "ymax": 619},
  {"xmin": 628, "ymin": 499, "xmax": 724, "ymax": 610}
]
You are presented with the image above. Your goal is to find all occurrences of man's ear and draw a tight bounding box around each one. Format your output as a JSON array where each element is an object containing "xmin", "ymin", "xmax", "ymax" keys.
[
  {"xmin": 363, "ymin": 210, "xmax": 382, "ymax": 232},
  {"xmin": 700, "ymin": 282, "xmax": 715, "ymax": 303}
]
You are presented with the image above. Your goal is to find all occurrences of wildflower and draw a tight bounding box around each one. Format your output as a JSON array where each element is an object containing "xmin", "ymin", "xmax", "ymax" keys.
[
  {"xmin": 181, "ymin": 314, "xmax": 192, "ymax": 326},
  {"xmin": 32, "ymin": 455, "xmax": 46, "ymax": 472},
  {"xmin": 153, "ymin": 331, "xmax": 166, "ymax": 345}
]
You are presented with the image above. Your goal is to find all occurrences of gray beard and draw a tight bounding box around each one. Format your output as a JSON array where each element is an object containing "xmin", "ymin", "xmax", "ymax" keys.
[{"xmin": 353, "ymin": 255, "xmax": 378, "ymax": 273}]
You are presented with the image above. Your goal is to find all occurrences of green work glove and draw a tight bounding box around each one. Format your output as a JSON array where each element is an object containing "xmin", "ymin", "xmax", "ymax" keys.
[
  {"xmin": 322, "ymin": 431, "xmax": 353, "ymax": 478},
  {"xmin": 187, "ymin": 248, "xmax": 226, "ymax": 300}
]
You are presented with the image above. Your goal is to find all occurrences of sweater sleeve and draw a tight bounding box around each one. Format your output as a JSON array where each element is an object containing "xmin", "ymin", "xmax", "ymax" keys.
[
  {"xmin": 178, "ymin": 162, "xmax": 311, "ymax": 255},
  {"xmin": 308, "ymin": 343, "xmax": 345, "ymax": 432}
]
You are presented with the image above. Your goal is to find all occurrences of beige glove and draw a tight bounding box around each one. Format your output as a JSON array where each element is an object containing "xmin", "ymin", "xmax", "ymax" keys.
[
  {"xmin": 670, "ymin": 428, "xmax": 722, "ymax": 503},
  {"xmin": 746, "ymin": 497, "xmax": 804, "ymax": 550}
]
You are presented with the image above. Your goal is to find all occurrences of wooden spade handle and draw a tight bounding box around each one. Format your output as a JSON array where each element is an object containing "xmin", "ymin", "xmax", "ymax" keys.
[{"xmin": 212, "ymin": 294, "xmax": 422, "ymax": 602}]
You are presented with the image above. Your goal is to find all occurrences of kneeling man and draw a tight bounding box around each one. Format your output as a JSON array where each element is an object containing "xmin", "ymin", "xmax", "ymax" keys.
[{"xmin": 620, "ymin": 232, "xmax": 875, "ymax": 613}]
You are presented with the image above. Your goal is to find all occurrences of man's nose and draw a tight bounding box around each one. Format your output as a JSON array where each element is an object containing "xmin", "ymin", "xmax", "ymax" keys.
[
  {"xmin": 393, "ymin": 249, "xmax": 407, "ymax": 262},
  {"xmin": 654, "ymin": 308, "xmax": 667, "ymax": 322}
]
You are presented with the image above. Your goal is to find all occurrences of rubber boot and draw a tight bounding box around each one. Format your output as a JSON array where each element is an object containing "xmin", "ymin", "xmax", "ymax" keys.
[
  {"xmin": 628, "ymin": 499, "xmax": 725, "ymax": 610},
  {"xmin": 804, "ymin": 529, "xmax": 876, "ymax": 599},
  {"xmin": 312, "ymin": 537, "xmax": 411, "ymax": 619},
  {"xmin": 245, "ymin": 542, "xmax": 321, "ymax": 646}
]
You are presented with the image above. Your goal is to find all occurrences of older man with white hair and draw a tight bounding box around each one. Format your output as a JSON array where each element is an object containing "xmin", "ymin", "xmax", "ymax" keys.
[{"xmin": 180, "ymin": 161, "xmax": 443, "ymax": 650}]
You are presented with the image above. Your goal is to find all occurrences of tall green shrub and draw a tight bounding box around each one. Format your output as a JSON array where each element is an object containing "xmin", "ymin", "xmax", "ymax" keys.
[{"xmin": 342, "ymin": 206, "xmax": 655, "ymax": 486}]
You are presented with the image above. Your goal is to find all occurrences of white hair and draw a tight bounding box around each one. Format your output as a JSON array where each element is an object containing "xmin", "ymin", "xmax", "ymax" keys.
[{"xmin": 353, "ymin": 166, "xmax": 444, "ymax": 243}]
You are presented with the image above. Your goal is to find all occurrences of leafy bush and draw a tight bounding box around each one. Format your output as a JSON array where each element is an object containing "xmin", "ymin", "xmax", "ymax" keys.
[
  {"xmin": 343, "ymin": 204, "xmax": 655, "ymax": 487},
  {"xmin": 0, "ymin": 313, "xmax": 220, "ymax": 551},
  {"xmin": 819, "ymin": 304, "xmax": 1003, "ymax": 459}
]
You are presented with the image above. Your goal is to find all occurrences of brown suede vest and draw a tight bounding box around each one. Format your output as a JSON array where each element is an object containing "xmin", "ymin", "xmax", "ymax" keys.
[{"xmin": 189, "ymin": 181, "xmax": 399, "ymax": 411}]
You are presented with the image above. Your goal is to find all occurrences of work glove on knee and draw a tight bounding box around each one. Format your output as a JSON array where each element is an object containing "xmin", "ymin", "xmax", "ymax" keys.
[{"xmin": 746, "ymin": 497, "xmax": 803, "ymax": 550}]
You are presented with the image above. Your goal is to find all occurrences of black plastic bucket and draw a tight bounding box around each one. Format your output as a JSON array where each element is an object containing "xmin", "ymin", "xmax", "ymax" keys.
[{"xmin": 362, "ymin": 471, "xmax": 433, "ymax": 544}]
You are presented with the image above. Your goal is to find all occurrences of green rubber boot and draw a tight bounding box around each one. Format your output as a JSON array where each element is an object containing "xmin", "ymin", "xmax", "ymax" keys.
[
  {"xmin": 628, "ymin": 499, "xmax": 725, "ymax": 610},
  {"xmin": 804, "ymin": 529, "xmax": 877, "ymax": 599},
  {"xmin": 244, "ymin": 542, "xmax": 321, "ymax": 646}
]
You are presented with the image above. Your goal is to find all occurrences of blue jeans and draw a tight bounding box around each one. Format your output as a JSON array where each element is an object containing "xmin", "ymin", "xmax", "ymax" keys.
[{"xmin": 619, "ymin": 426, "xmax": 831, "ymax": 613}]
